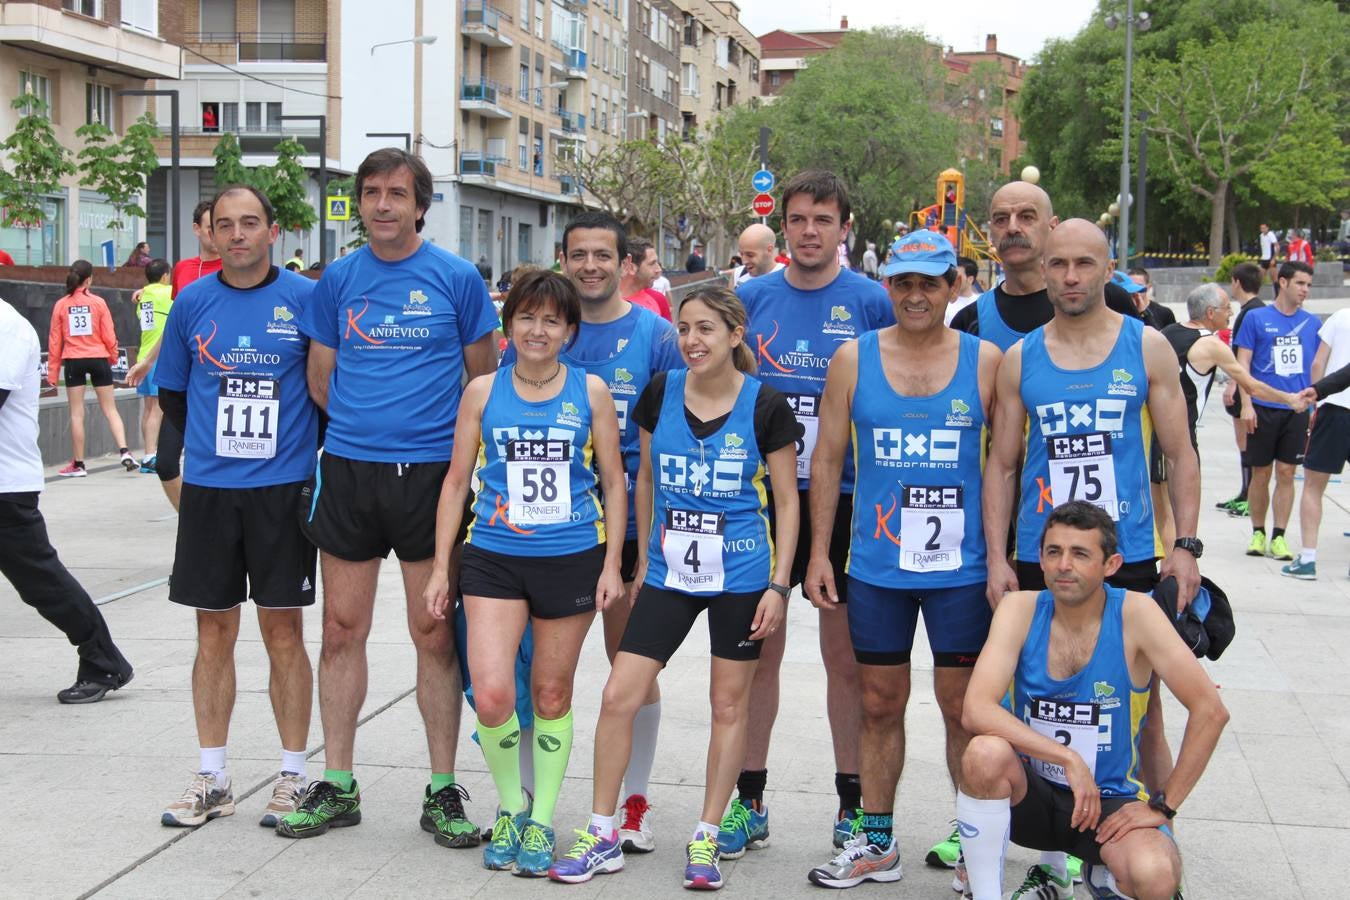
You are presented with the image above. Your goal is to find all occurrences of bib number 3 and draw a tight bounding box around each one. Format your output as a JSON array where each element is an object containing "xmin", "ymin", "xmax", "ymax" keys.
[
  {"xmin": 1047, "ymin": 432, "xmax": 1120, "ymax": 520},
  {"xmin": 898, "ymin": 485, "xmax": 964, "ymax": 572},
  {"xmin": 216, "ymin": 375, "xmax": 279, "ymax": 459},
  {"xmin": 662, "ymin": 508, "xmax": 725, "ymax": 593},
  {"xmin": 506, "ymin": 439, "xmax": 572, "ymax": 524}
]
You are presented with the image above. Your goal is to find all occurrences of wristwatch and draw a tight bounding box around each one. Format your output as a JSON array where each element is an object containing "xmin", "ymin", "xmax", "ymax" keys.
[
  {"xmin": 1173, "ymin": 537, "xmax": 1204, "ymax": 559},
  {"xmin": 768, "ymin": 582, "xmax": 791, "ymax": 599},
  {"xmin": 1147, "ymin": 791, "xmax": 1177, "ymax": 820}
]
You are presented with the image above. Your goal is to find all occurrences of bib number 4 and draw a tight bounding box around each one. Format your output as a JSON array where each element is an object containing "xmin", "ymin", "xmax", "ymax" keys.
[{"xmin": 662, "ymin": 508, "xmax": 725, "ymax": 593}]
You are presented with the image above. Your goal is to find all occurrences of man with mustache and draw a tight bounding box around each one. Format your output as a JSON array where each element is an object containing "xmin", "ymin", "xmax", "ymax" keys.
[{"xmin": 949, "ymin": 182, "xmax": 1139, "ymax": 350}]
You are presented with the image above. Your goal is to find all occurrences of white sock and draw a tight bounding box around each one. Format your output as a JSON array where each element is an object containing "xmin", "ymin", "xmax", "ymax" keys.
[
  {"xmin": 520, "ymin": 726, "xmax": 535, "ymax": 794},
  {"xmin": 199, "ymin": 746, "xmax": 227, "ymax": 782},
  {"xmin": 1040, "ymin": 850, "xmax": 1068, "ymax": 880},
  {"xmin": 1301, "ymin": 548, "xmax": 1317, "ymax": 564},
  {"xmin": 956, "ymin": 791, "xmax": 1010, "ymax": 900},
  {"xmin": 589, "ymin": 812, "xmax": 616, "ymax": 836},
  {"xmin": 693, "ymin": 820, "xmax": 719, "ymax": 841},
  {"xmin": 623, "ymin": 700, "xmax": 661, "ymax": 799},
  {"xmin": 281, "ymin": 748, "xmax": 307, "ymax": 776}
]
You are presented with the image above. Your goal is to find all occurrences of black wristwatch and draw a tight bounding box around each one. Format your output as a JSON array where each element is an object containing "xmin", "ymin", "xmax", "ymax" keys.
[
  {"xmin": 1147, "ymin": 791, "xmax": 1177, "ymax": 820},
  {"xmin": 768, "ymin": 582, "xmax": 791, "ymax": 599},
  {"xmin": 1173, "ymin": 537, "xmax": 1204, "ymax": 559}
]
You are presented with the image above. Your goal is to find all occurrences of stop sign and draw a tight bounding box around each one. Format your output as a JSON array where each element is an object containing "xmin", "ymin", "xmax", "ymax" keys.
[{"xmin": 752, "ymin": 193, "xmax": 775, "ymax": 217}]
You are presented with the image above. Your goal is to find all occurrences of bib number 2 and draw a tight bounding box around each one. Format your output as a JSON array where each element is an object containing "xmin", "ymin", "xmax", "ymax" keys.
[
  {"xmin": 898, "ymin": 485, "xmax": 963, "ymax": 572},
  {"xmin": 1027, "ymin": 697, "xmax": 1099, "ymax": 787}
]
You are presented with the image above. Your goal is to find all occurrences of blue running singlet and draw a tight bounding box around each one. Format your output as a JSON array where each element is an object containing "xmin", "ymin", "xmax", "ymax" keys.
[{"xmin": 973, "ymin": 288, "xmax": 1023, "ymax": 352}]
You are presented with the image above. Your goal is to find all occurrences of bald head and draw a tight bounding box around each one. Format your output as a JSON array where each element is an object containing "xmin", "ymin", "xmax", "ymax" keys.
[
  {"xmin": 738, "ymin": 223, "xmax": 778, "ymax": 277},
  {"xmin": 1043, "ymin": 218, "xmax": 1112, "ymax": 318},
  {"xmin": 990, "ymin": 180, "xmax": 1054, "ymax": 220},
  {"xmin": 1045, "ymin": 218, "xmax": 1111, "ymax": 262},
  {"xmin": 988, "ymin": 181, "xmax": 1057, "ymax": 279}
]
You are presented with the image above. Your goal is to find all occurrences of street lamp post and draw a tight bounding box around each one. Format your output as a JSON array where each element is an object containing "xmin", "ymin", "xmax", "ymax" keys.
[
  {"xmin": 370, "ymin": 34, "xmax": 437, "ymax": 55},
  {"xmin": 370, "ymin": 37, "xmax": 437, "ymax": 157},
  {"xmin": 1105, "ymin": 1, "xmax": 1150, "ymax": 265},
  {"xmin": 117, "ymin": 89, "xmax": 180, "ymax": 261},
  {"xmin": 279, "ymin": 114, "xmax": 328, "ymax": 268}
]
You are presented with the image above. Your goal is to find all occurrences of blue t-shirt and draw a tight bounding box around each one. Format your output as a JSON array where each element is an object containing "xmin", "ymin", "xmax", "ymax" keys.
[
  {"xmin": 298, "ymin": 242, "xmax": 499, "ymax": 462},
  {"xmin": 1233, "ymin": 304, "xmax": 1320, "ymax": 407},
  {"xmin": 155, "ymin": 268, "xmax": 319, "ymax": 488},
  {"xmin": 738, "ymin": 267, "xmax": 895, "ymax": 492}
]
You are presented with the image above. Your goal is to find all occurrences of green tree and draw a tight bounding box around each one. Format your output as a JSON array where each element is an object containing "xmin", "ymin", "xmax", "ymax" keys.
[
  {"xmin": 75, "ymin": 113, "xmax": 160, "ymax": 260},
  {"xmin": 1250, "ymin": 100, "xmax": 1350, "ymax": 221},
  {"xmin": 0, "ymin": 94, "xmax": 75, "ymax": 264},
  {"xmin": 259, "ymin": 137, "xmax": 317, "ymax": 256},
  {"xmin": 212, "ymin": 132, "xmax": 252, "ymax": 188},
  {"xmin": 553, "ymin": 138, "xmax": 677, "ymax": 238}
]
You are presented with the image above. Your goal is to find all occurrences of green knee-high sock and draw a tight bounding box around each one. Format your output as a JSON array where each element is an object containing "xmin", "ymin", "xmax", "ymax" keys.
[
  {"xmin": 476, "ymin": 712, "xmax": 527, "ymax": 815},
  {"xmin": 531, "ymin": 710, "xmax": 574, "ymax": 827}
]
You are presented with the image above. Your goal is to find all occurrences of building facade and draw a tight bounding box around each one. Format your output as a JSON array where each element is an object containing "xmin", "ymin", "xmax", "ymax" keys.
[
  {"xmin": 669, "ymin": 0, "xmax": 758, "ymax": 140},
  {"xmin": 0, "ymin": 0, "xmax": 182, "ymax": 266}
]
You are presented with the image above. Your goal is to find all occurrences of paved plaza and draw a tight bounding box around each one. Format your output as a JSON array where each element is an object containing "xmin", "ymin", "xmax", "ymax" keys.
[{"xmin": 3, "ymin": 379, "xmax": 1349, "ymax": 899}]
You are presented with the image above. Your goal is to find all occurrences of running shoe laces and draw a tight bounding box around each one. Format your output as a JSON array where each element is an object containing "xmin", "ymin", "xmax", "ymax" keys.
[
  {"xmin": 562, "ymin": 828, "xmax": 603, "ymax": 860},
  {"xmin": 490, "ymin": 812, "xmax": 522, "ymax": 847},
  {"xmin": 620, "ymin": 793, "xmax": 650, "ymax": 830},
  {"xmin": 688, "ymin": 836, "xmax": 718, "ymax": 867},
  {"xmin": 427, "ymin": 783, "xmax": 472, "ymax": 822},
  {"xmin": 720, "ymin": 799, "xmax": 751, "ymax": 834},
  {"xmin": 521, "ymin": 823, "xmax": 552, "ymax": 853}
]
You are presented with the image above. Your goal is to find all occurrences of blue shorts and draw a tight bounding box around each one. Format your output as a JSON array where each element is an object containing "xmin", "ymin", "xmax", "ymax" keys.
[
  {"xmin": 845, "ymin": 577, "xmax": 991, "ymax": 667},
  {"xmin": 135, "ymin": 359, "xmax": 159, "ymax": 397}
]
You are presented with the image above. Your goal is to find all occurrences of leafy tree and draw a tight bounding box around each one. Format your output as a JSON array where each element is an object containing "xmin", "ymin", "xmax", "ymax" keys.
[
  {"xmin": 264, "ymin": 137, "xmax": 317, "ymax": 246},
  {"xmin": 1249, "ymin": 100, "xmax": 1350, "ymax": 220},
  {"xmin": 553, "ymin": 138, "xmax": 677, "ymax": 238},
  {"xmin": 212, "ymin": 132, "xmax": 252, "ymax": 188},
  {"xmin": 0, "ymin": 94, "xmax": 75, "ymax": 264},
  {"xmin": 75, "ymin": 113, "xmax": 160, "ymax": 260}
]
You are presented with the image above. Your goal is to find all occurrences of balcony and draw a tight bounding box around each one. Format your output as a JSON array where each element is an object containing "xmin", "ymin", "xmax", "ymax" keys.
[
  {"xmin": 0, "ymin": 1, "xmax": 181, "ymax": 79},
  {"xmin": 184, "ymin": 32, "xmax": 326, "ymax": 64},
  {"xmin": 551, "ymin": 110, "xmax": 586, "ymax": 138},
  {"xmin": 565, "ymin": 48, "xmax": 588, "ymax": 78},
  {"xmin": 461, "ymin": 78, "xmax": 512, "ymax": 119},
  {"xmin": 159, "ymin": 122, "xmax": 323, "ymax": 154},
  {"xmin": 459, "ymin": 152, "xmax": 498, "ymax": 178},
  {"xmin": 462, "ymin": 2, "xmax": 514, "ymax": 48},
  {"xmin": 560, "ymin": 174, "xmax": 580, "ymax": 195}
]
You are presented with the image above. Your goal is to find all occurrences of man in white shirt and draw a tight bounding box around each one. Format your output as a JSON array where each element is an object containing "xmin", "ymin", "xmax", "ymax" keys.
[
  {"xmin": 0, "ymin": 297, "xmax": 134, "ymax": 703},
  {"xmin": 1258, "ymin": 223, "xmax": 1280, "ymax": 298},
  {"xmin": 732, "ymin": 222, "xmax": 786, "ymax": 287}
]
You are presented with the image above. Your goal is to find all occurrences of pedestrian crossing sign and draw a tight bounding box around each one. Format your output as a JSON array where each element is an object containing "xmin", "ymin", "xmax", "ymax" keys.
[{"xmin": 326, "ymin": 196, "xmax": 350, "ymax": 220}]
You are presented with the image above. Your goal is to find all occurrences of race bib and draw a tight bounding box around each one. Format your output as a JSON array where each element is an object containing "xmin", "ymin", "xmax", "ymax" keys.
[
  {"xmin": 898, "ymin": 485, "xmax": 964, "ymax": 572},
  {"xmin": 506, "ymin": 439, "xmax": 572, "ymax": 524},
  {"xmin": 1273, "ymin": 335, "xmax": 1303, "ymax": 377},
  {"xmin": 216, "ymin": 375, "xmax": 279, "ymax": 459},
  {"xmin": 786, "ymin": 393, "xmax": 819, "ymax": 479},
  {"xmin": 67, "ymin": 305, "xmax": 93, "ymax": 337},
  {"xmin": 1027, "ymin": 697, "xmax": 1099, "ymax": 787},
  {"xmin": 138, "ymin": 300, "xmax": 156, "ymax": 331},
  {"xmin": 1047, "ymin": 432, "xmax": 1119, "ymax": 520},
  {"xmin": 662, "ymin": 507, "xmax": 725, "ymax": 593},
  {"xmin": 613, "ymin": 398, "xmax": 629, "ymax": 432}
]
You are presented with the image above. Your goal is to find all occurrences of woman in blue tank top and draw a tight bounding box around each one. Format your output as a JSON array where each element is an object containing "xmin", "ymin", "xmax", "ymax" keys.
[
  {"xmin": 550, "ymin": 286, "xmax": 800, "ymax": 889},
  {"xmin": 423, "ymin": 269, "xmax": 626, "ymax": 876}
]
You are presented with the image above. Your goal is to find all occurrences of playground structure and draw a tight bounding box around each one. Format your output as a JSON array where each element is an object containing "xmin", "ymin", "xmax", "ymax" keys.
[{"xmin": 908, "ymin": 168, "xmax": 997, "ymax": 266}]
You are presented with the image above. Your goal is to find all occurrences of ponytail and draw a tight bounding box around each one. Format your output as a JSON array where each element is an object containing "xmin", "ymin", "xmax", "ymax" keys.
[
  {"xmin": 680, "ymin": 284, "xmax": 758, "ymax": 374},
  {"xmin": 65, "ymin": 259, "xmax": 93, "ymax": 295}
]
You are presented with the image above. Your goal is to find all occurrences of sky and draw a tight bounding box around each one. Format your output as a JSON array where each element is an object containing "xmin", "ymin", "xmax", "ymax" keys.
[{"xmin": 737, "ymin": 0, "xmax": 1100, "ymax": 61}]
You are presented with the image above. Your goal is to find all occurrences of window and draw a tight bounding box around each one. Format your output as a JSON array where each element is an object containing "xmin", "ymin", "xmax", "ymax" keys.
[
  {"xmin": 990, "ymin": 116, "xmax": 1005, "ymax": 138},
  {"xmin": 681, "ymin": 63, "xmax": 698, "ymax": 96},
  {"xmin": 200, "ymin": 0, "xmax": 236, "ymax": 36},
  {"xmin": 245, "ymin": 102, "xmax": 262, "ymax": 131},
  {"xmin": 201, "ymin": 101, "xmax": 221, "ymax": 131},
  {"xmin": 121, "ymin": 0, "xmax": 158, "ymax": 35},
  {"xmin": 534, "ymin": 0, "xmax": 544, "ymax": 38},
  {"xmin": 769, "ymin": 70, "xmax": 780, "ymax": 88},
  {"xmin": 521, "ymin": 0, "xmax": 529, "ymax": 30},
  {"xmin": 715, "ymin": 37, "xmax": 729, "ymax": 69},
  {"xmin": 267, "ymin": 102, "xmax": 282, "ymax": 131},
  {"xmin": 19, "ymin": 71, "xmax": 53, "ymax": 117},
  {"xmin": 63, "ymin": 0, "xmax": 101, "ymax": 18},
  {"xmin": 220, "ymin": 102, "xmax": 239, "ymax": 131},
  {"xmin": 989, "ymin": 148, "xmax": 1003, "ymax": 169},
  {"xmin": 259, "ymin": 0, "xmax": 295, "ymax": 35},
  {"xmin": 459, "ymin": 206, "xmax": 474, "ymax": 258},
  {"xmin": 520, "ymin": 64, "xmax": 530, "ymax": 97},
  {"xmin": 750, "ymin": 57, "xmax": 759, "ymax": 81},
  {"xmin": 86, "ymin": 83, "xmax": 113, "ymax": 126}
]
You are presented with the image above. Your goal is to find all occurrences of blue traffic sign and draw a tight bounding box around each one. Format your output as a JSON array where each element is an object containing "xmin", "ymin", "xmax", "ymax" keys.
[{"xmin": 751, "ymin": 169, "xmax": 775, "ymax": 193}]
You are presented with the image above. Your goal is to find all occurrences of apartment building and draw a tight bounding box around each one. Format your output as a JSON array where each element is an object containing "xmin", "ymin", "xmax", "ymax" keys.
[
  {"xmin": 0, "ymin": 0, "xmax": 182, "ymax": 265},
  {"xmin": 944, "ymin": 35, "xmax": 1026, "ymax": 175},
  {"xmin": 668, "ymin": 0, "xmax": 758, "ymax": 139},
  {"xmin": 626, "ymin": 0, "xmax": 679, "ymax": 141}
]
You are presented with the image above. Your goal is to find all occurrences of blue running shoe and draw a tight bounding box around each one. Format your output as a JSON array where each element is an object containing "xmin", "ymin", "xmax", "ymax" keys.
[
  {"xmin": 549, "ymin": 825, "xmax": 624, "ymax": 883},
  {"xmin": 139, "ymin": 454, "xmax": 157, "ymax": 474},
  {"xmin": 483, "ymin": 809, "xmax": 527, "ymax": 870},
  {"xmin": 684, "ymin": 834, "xmax": 723, "ymax": 890},
  {"xmin": 716, "ymin": 799, "xmax": 768, "ymax": 860},
  {"xmin": 833, "ymin": 808, "xmax": 863, "ymax": 849},
  {"xmin": 514, "ymin": 820, "xmax": 555, "ymax": 877}
]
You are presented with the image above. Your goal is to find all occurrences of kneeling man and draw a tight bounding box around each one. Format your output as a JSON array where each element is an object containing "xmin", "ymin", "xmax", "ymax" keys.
[{"xmin": 957, "ymin": 501, "xmax": 1228, "ymax": 900}]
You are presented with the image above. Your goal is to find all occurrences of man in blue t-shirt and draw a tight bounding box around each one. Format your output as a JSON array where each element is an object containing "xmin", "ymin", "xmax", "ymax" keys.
[
  {"xmin": 729, "ymin": 171, "xmax": 895, "ymax": 855},
  {"xmin": 153, "ymin": 186, "xmax": 319, "ymax": 831},
  {"xmin": 281, "ymin": 149, "xmax": 499, "ymax": 845},
  {"xmin": 1233, "ymin": 260, "xmax": 1318, "ymax": 562},
  {"xmin": 500, "ymin": 210, "xmax": 681, "ymax": 850}
]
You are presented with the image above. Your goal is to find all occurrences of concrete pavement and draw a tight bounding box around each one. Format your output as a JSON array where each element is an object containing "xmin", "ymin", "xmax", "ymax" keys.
[{"xmin": 2, "ymin": 393, "xmax": 1349, "ymax": 899}]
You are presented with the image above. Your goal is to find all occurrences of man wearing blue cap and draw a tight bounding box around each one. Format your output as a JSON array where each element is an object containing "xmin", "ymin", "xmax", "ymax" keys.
[{"xmin": 802, "ymin": 230, "xmax": 1002, "ymax": 888}]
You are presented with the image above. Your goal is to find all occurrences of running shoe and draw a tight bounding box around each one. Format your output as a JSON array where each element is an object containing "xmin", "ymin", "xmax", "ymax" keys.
[
  {"xmin": 275, "ymin": 779, "xmax": 361, "ymax": 838},
  {"xmin": 1067, "ymin": 854, "xmax": 1083, "ymax": 883},
  {"xmin": 1082, "ymin": 862, "xmax": 1129, "ymax": 899},
  {"xmin": 120, "ymin": 450, "xmax": 137, "ymax": 471},
  {"xmin": 1245, "ymin": 531, "xmax": 1267, "ymax": 556},
  {"xmin": 58, "ymin": 460, "xmax": 86, "ymax": 478},
  {"xmin": 1214, "ymin": 496, "xmax": 1240, "ymax": 510},
  {"xmin": 1269, "ymin": 535, "xmax": 1294, "ymax": 561},
  {"xmin": 139, "ymin": 454, "xmax": 157, "ymax": 474},
  {"xmin": 1010, "ymin": 863, "xmax": 1074, "ymax": 899},
  {"xmin": 515, "ymin": 820, "xmax": 556, "ymax": 876},
  {"xmin": 1227, "ymin": 500, "xmax": 1249, "ymax": 518},
  {"xmin": 421, "ymin": 782, "xmax": 480, "ymax": 848},
  {"xmin": 926, "ymin": 823, "xmax": 960, "ymax": 867},
  {"xmin": 806, "ymin": 833, "xmax": 903, "ymax": 888},
  {"xmin": 716, "ymin": 798, "xmax": 769, "ymax": 859},
  {"xmin": 162, "ymin": 772, "xmax": 234, "ymax": 827},
  {"xmin": 549, "ymin": 825, "xmax": 625, "ymax": 883},
  {"xmin": 259, "ymin": 771, "xmax": 305, "ymax": 828},
  {"xmin": 619, "ymin": 792, "xmax": 655, "ymax": 852},
  {"xmin": 684, "ymin": 834, "xmax": 724, "ymax": 890},
  {"xmin": 483, "ymin": 809, "xmax": 528, "ymax": 870},
  {"xmin": 833, "ymin": 808, "xmax": 864, "ymax": 849},
  {"xmin": 1280, "ymin": 559, "xmax": 1317, "ymax": 580}
]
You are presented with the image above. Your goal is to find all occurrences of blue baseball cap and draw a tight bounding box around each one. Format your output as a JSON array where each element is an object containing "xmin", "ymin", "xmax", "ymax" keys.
[
  {"xmin": 1110, "ymin": 269, "xmax": 1146, "ymax": 293},
  {"xmin": 881, "ymin": 229, "xmax": 957, "ymax": 278}
]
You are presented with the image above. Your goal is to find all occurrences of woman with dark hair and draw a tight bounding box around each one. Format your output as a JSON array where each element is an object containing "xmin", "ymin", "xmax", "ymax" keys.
[
  {"xmin": 47, "ymin": 260, "xmax": 135, "ymax": 475},
  {"xmin": 124, "ymin": 242, "xmax": 151, "ymax": 267},
  {"xmin": 424, "ymin": 268, "xmax": 626, "ymax": 877},
  {"xmin": 550, "ymin": 285, "xmax": 799, "ymax": 891}
]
